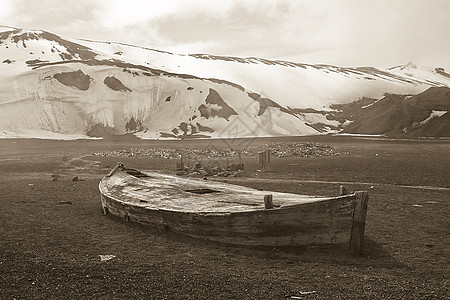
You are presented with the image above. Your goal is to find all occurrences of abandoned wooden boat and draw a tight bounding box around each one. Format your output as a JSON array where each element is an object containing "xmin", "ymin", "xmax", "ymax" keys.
[{"xmin": 99, "ymin": 163, "xmax": 368, "ymax": 251}]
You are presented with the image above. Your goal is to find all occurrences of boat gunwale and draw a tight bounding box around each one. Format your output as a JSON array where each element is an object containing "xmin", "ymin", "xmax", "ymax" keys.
[{"xmin": 99, "ymin": 170, "xmax": 357, "ymax": 216}]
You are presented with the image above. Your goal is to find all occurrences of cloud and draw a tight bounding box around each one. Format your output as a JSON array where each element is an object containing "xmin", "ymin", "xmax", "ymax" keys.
[
  {"xmin": 272, "ymin": 0, "xmax": 450, "ymax": 68},
  {"xmin": 90, "ymin": 0, "xmax": 243, "ymax": 29},
  {"xmin": 0, "ymin": 0, "xmax": 16, "ymax": 20},
  {"xmin": 0, "ymin": 0, "xmax": 99, "ymax": 33},
  {"xmin": 1, "ymin": 0, "xmax": 449, "ymax": 70},
  {"xmin": 78, "ymin": 0, "xmax": 307, "ymax": 54}
]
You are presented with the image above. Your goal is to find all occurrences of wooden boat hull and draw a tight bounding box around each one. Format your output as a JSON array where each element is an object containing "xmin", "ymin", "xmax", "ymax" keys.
[{"xmin": 99, "ymin": 163, "xmax": 368, "ymax": 249}]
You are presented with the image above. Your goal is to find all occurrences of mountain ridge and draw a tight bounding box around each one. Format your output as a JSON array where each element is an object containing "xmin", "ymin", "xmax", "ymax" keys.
[{"xmin": 1, "ymin": 26, "xmax": 449, "ymax": 139}]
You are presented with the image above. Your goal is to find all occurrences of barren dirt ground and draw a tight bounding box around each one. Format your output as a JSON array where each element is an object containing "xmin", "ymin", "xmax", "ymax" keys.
[{"xmin": 0, "ymin": 136, "xmax": 449, "ymax": 299}]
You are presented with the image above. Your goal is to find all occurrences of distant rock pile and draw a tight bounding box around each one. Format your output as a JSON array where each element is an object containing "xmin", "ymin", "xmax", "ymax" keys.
[
  {"xmin": 93, "ymin": 148, "xmax": 184, "ymax": 159},
  {"xmin": 252, "ymin": 142, "xmax": 339, "ymax": 158},
  {"xmin": 92, "ymin": 142, "xmax": 345, "ymax": 160},
  {"xmin": 176, "ymin": 162, "xmax": 245, "ymax": 178}
]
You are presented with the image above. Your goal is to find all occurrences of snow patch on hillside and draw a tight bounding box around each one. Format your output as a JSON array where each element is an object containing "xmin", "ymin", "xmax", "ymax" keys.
[
  {"xmin": 361, "ymin": 99, "xmax": 382, "ymax": 109},
  {"xmin": 389, "ymin": 63, "xmax": 450, "ymax": 87},
  {"xmin": 0, "ymin": 26, "xmax": 17, "ymax": 33},
  {"xmin": 0, "ymin": 130, "xmax": 100, "ymax": 140},
  {"xmin": 412, "ymin": 110, "xmax": 447, "ymax": 128},
  {"xmin": 75, "ymin": 39, "xmax": 441, "ymax": 109},
  {"xmin": 1, "ymin": 62, "xmax": 324, "ymax": 139}
]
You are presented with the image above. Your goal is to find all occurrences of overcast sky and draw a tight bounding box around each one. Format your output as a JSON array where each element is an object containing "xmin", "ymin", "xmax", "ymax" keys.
[{"xmin": 1, "ymin": 0, "xmax": 450, "ymax": 70}]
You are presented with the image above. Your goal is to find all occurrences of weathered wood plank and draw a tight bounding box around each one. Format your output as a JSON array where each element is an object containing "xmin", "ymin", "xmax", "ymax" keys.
[
  {"xmin": 350, "ymin": 191, "xmax": 369, "ymax": 254},
  {"xmin": 339, "ymin": 185, "xmax": 348, "ymax": 196},
  {"xmin": 99, "ymin": 164, "xmax": 368, "ymax": 247},
  {"xmin": 264, "ymin": 194, "xmax": 273, "ymax": 209},
  {"xmin": 101, "ymin": 191, "xmax": 357, "ymax": 246}
]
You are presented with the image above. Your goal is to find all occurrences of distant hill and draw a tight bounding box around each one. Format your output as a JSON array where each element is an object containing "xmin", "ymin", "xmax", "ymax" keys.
[{"xmin": 329, "ymin": 87, "xmax": 450, "ymax": 137}]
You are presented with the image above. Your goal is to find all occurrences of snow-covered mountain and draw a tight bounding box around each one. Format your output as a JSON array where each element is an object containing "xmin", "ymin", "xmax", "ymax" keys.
[{"xmin": 1, "ymin": 26, "xmax": 449, "ymax": 139}]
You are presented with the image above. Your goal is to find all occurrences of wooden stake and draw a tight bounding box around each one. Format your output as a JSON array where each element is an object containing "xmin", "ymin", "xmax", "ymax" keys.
[
  {"xmin": 340, "ymin": 185, "xmax": 348, "ymax": 196},
  {"xmin": 258, "ymin": 152, "xmax": 263, "ymax": 169},
  {"xmin": 263, "ymin": 152, "xmax": 266, "ymax": 169},
  {"xmin": 265, "ymin": 152, "xmax": 267, "ymax": 168},
  {"xmin": 350, "ymin": 191, "xmax": 369, "ymax": 255},
  {"xmin": 177, "ymin": 152, "xmax": 185, "ymax": 171},
  {"xmin": 264, "ymin": 194, "xmax": 273, "ymax": 209}
]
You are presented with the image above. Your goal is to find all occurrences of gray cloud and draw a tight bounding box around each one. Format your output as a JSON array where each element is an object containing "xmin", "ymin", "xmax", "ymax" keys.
[{"xmin": 2, "ymin": 0, "xmax": 449, "ymax": 70}]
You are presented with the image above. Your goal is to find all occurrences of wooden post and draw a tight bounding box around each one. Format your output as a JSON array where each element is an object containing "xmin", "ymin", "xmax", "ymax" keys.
[
  {"xmin": 263, "ymin": 151, "xmax": 267, "ymax": 169},
  {"xmin": 258, "ymin": 152, "xmax": 260, "ymax": 169},
  {"xmin": 264, "ymin": 194, "xmax": 273, "ymax": 209},
  {"xmin": 339, "ymin": 185, "xmax": 348, "ymax": 196},
  {"xmin": 265, "ymin": 151, "xmax": 268, "ymax": 168},
  {"xmin": 258, "ymin": 152, "xmax": 263, "ymax": 169},
  {"xmin": 177, "ymin": 153, "xmax": 185, "ymax": 171},
  {"xmin": 238, "ymin": 151, "xmax": 243, "ymax": 170},
  {"xmin": 259, "ymin": 150, "xmax": 271, "ymax": 170},
  {"xmin": 124, "ymin": 214, "xmax": 130, "ymax": 222},
  {"xmin": 350, "ymin": 191, "xmax": 369, "ymax": 255},
  {"xmin": 238, "ymin": 151, "xmax": 242, "ymax": 165},
  {"xmin": 262, "ymin": 151, "xmax": 266, "ymax": 169}
]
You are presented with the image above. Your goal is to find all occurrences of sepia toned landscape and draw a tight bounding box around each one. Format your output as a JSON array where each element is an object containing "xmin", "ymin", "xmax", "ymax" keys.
[
  {"xmin": 1, "ymin": 136, "xmax": 448, "ymax": 299},
  {"xmin": 1, "ymin": 1, "xmax": 450, "ymax": 299}
]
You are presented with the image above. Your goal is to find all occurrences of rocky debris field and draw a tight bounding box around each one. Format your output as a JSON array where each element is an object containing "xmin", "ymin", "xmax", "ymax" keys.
[
  {"xmin": 254, "ymin": 142, "xmax": 344, "ymax": 158},
  {"xmin": 175, "ymin": 162, "xmax": 245, "ymax": 178},
  {"xmin": 92, "ymin": 142, "xmax": 347, "ymax": 160}
]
